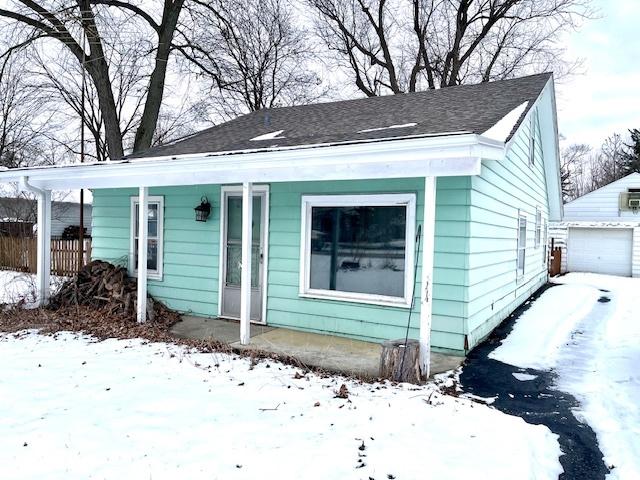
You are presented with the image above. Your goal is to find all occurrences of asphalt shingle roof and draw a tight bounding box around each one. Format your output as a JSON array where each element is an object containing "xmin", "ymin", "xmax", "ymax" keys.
[{"xmin": 130, "ymin": 73, "xmax": 552, "ymax": 159}]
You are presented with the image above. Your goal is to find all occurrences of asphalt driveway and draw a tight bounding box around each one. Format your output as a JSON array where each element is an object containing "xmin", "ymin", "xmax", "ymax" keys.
[{"xmin": 459, "ymin": 274, "xmax": 640, "ymax": 480}]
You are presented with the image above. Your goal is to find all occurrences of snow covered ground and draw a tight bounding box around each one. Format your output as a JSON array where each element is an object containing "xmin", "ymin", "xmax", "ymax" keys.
[
  {"xmin": 0, "ymin": 270, "xmax": 38, "ymax": 304},
  {"xmin": 0, "ymin": 271, "xmax": 65, "ymax": 305},
  {"xmin": 0, "ymin": 331, "xmax": 562, "ymax": 480},
  {"xmin": 491, "ymin": 273, "xmax": 640, "ymax": 479}
]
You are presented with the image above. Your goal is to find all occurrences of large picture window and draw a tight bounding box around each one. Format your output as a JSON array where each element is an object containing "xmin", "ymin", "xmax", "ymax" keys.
[
  {"xmin": 300, "ymin": 194, "xmax": 416, "ymax": 307},
  {"xmin": 130, "ymin": 196, "xmax": 164, "ymax": 280}
]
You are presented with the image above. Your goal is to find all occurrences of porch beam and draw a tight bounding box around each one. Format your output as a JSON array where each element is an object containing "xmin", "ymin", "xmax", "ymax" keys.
[
  {"xmin": 0, "ymin": 134, "xmax": 497, "ymax": 191},
  {"xmin": 136, "ymin": 186, "xmax": 149, "ymax": 323},
  {"xmin": 419, "ymin": 176, "xmax": 436, "ymax": 378},
  {"xmin": 240, "ymin": 182, "xmax": 253, "ymax": 344}
]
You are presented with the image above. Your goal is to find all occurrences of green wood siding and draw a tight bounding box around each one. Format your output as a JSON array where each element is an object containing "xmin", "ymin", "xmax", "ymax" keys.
[
  {"xmin": 266, "ymin": 178, "xmax": 467, "ymax": 353},
  {"xmin": 91, "ymin": 185, "xmax": 221, "ymax": 317},
  {"xmin": 91, "ymin": 177, "xmax": 469, "ymax": 355},
  {"xmin": 465, "ymin": 101, "xmax": 550, "ymax": 349}
]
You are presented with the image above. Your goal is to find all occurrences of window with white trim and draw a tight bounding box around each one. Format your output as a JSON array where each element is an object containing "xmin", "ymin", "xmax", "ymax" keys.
[
  {"xmin": 300, "ymin": 194, "xmax": 416, "ymax": 307},
  {"xmin": 517, "ymin": 213, "xmax": 527, "ymax": 277},
  {"xmin": 535, "ymin": 207, "xmax": 542, "ymax": 248},
  {"xmin": 130, "ymin": 196, "xmax": 164, "ymax": 279}
]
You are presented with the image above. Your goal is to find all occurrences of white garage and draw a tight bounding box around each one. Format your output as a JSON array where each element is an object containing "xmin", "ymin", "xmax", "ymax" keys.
[{"xmin": 567, "ymin": 228, "xmax": 633, "ymax": 277}]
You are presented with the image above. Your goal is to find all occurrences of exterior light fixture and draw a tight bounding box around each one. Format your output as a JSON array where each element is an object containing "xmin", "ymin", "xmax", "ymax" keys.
[{"xmin": 194, "ymin": 196, "xmax": 211, "ymax": 222}]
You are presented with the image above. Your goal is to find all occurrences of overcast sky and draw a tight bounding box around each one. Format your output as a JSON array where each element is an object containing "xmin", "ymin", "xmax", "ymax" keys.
[{"xmin": 555, "ymin": 0, "xmax": 640, "ymax": 148}]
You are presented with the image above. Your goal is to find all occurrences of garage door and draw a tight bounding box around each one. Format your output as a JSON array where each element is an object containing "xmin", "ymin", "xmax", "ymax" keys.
[{"xmin": 568, "ymin": 228, "xmax": 633, "ymax": 276}]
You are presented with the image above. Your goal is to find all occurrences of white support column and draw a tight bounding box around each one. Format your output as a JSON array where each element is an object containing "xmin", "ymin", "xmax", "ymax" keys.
[
  {"xmin": 136, "ymin": 186, "xmax": 149, "ymax": 323},
  {"xmin": 419, "ymin": 176, "xmax": 436, "ymax": 379},
  {"xmin": 240, "ymin": 182, "xmax": 253, "ymax": 345},
  {"xmin": 36, "ymin": 190, "xmax": 52, "ymax": 306}
]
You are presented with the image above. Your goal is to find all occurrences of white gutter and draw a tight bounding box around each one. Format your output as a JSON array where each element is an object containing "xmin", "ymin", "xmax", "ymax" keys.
[{"xmin": 0, "ymin": 134, "xmax": 505, "ymax": 191}]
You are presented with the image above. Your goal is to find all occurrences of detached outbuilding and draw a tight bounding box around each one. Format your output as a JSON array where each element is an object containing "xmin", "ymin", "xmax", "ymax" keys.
[
  {"xmin": 0, "ymin": 73, "xmax": 562, "ymax": 375},
  {"xmin": 551, "ymin": 172, "xmax": 640, "ymax": 277}
]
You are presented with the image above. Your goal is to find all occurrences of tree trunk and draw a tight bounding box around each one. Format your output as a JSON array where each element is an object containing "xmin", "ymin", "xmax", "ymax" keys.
[
  {"xmin": 379, "ymin": 338, "xmax": 422, "ymax": 384},
  {"xmin": 132, "ymin": 0, "xmax": 185, "ymax": 152},
  {"xmin": 85, "ymin": 60, "xmax": 124, "ymax": 159}
]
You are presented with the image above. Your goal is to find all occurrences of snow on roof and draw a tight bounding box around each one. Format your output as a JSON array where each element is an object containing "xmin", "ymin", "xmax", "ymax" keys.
[
  {"xmin": 482, "ymin": 101, "xmax": 529, "ymax": 143},
  {"xmin": 358, "ymin": 123, "xmax": 418, "ymax": 133},
  {"xmin": 250, "ymin": 130, "xmax": 286, "ymax": 141}
]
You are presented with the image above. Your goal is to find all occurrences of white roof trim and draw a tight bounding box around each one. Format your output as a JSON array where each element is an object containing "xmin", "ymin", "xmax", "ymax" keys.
[{"xmin": 0, "ymin": 133, "xmax": 505, "ymax": 191}]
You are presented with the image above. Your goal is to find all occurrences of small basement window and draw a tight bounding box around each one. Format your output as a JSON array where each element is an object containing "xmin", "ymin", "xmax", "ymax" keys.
[
  {"xmin": 300, "ymin": 194, "xmax": 416, "ymax": 307},
  {"xmin": 130, "ymin": 196, "xmax": 164, "ymax": 280},
  {"xmin": 517, "ymin": 213, "xmax": 527, "ymax": 278}
]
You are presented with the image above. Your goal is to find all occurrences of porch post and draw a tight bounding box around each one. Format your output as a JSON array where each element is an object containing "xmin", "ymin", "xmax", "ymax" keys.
[
  {"xmin": 36, "ymin": 189, "xmax": 52, "ymax": 306},
  {"xmin": 419, "ymin": 176, "xmax": 436, "ymax": 378},
  {"xmin": 240, "ymin": 181, "xmax": 253, "ymax": 345},
  {"xmin": 136, "ymin": 186, "xmax": 149, "ymax": 323}
]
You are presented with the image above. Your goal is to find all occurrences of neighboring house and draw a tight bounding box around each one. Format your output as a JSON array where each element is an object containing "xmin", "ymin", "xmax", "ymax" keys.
[
  {"xmin": 0, "ymin": 73, "xmax": 562, "ymax": 367},
  {"xmin": 0, "ymin": 197, "xmax": 92, "ymax": 237},
  {"xmin": 550, "ymin": 172, "xmax": 640, "ymax": 277}
]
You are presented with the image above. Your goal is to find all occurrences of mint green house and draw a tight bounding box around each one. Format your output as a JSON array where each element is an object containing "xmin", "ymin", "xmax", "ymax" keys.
[{"xmin": 0, "ymin": 73, "xmax": 562, "ymax": 376}]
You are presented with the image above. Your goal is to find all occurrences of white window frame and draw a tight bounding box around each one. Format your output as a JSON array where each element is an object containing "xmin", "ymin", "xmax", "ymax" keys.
[
  {"xmin": 130, "ymin": 195, "xmax": 164, "ymax": 280},
  {"xmin": 517, "ymin": 212, "xmax": 527, "ymax": 278},
  {"xmin": 299, "ymin": 193, "xmax": 417, "ymax": 308},
  {"xmin": 535, "ymin": 206, "xmax": 542, "ymax": 248}
]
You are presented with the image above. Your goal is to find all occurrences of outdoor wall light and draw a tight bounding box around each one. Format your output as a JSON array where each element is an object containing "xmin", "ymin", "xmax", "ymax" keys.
[{"xmin": 194, "ymin": 196, "xmax": 212, "ymax": 222}]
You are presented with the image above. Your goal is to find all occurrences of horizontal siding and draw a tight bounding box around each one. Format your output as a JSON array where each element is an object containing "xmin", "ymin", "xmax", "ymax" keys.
[
  {"xmin": 51, "ymin": 204, "xmax": 93, "ymax": 237},
  {"xmin": 548, "ymin": 224, "xmax": 568, "ymax": 273},
  {"xmin": 564, "ymin": 173, "xmax": 640, "ymax": 221},
  {"xmin": 465, "ymin": 95, "xmax": 552, "ymax": 349},
  {"xmin": 266, "ymin": 177, "xmax": 469, "ymax": 353},
  {"xmin": 91, "ymin": 185, "xmax": 221, "ymax": 317},
  {"xmin": 91, "ymin": 178, "xmax": 471, "ymax": 354}
]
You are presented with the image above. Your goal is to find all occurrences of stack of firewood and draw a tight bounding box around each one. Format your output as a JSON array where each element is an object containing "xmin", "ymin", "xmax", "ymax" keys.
[{"xmin": 49, "ymin": 260, "xmax": 142, "ymax": 317}]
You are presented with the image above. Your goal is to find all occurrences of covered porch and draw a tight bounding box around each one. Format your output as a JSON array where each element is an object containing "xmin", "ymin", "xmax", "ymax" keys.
[
  {"xmin": 171, "ymin": 315, "xmax": 463, "ymax": 378},
  {"xmin": 0, "ymin": 133, "xmax": 505, "ymax": 379}
]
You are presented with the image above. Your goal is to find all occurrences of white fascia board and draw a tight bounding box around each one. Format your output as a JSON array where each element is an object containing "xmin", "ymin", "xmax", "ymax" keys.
[
  {"xmin": 0, "ymin": 133, "xmax": 504, "ymax": 191},
  {"xmin": 543, "ymin": 77, "xmax": 563, "ymax": 222}
]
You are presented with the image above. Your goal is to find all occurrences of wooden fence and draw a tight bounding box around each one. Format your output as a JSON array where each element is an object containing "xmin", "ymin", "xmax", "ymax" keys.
[{"xmin": 0, "ymin": 236, "xmax": 92, "ymax": 276}]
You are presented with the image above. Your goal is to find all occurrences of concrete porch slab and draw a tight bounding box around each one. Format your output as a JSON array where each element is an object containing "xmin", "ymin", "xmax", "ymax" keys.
[
  {"xmin": 170, "ymin": 315, "xmax": 274, "ymax": 344},
  {"xmin": 170, "ymin": 316, "xmax": 463, "ymax": 379}
]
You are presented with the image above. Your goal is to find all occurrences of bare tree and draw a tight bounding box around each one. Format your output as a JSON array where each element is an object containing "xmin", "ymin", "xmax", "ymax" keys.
[
  {"xmin": 560, "ymin": 143, "xmax": 589, "ymax": 201},
  {"xmin": 28, "ymin": 22, "xmax": 151, "ymax": 163},
  {"xmin": 562, "ymin": 133, "xmax": 632, "ymax": 202},
  {"xmin": 177, "ymin": 0, "xmax": 324, "ymax": 119},
  {"xmin": 0, "ymin": 51, "xmax": 72, "ymax": 221},
  {"xmin": 0, "ymin": 0, "xmax": 186, "ymax": 158},
  {"xmin": 308, "ymin": 0, "xmax": 592, "ymax": 96}
]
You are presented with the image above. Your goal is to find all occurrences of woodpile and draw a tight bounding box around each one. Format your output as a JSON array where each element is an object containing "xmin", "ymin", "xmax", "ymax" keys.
[{"xmin": 49, "ymin": 260, "xmax": 150, "ymax": 320}]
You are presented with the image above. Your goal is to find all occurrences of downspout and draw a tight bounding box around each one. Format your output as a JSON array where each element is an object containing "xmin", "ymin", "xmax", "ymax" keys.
[
  {"xmin": 18, "ymin": 176, "xmax": 47, "ymax": 199},
  {"xmin": 18, "ymin": 176, "xmax": 51, "ymax": 307}
]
